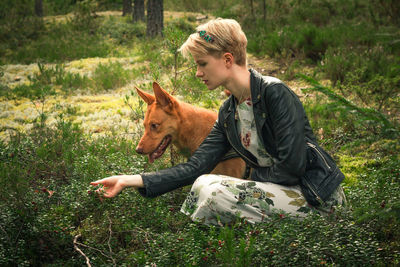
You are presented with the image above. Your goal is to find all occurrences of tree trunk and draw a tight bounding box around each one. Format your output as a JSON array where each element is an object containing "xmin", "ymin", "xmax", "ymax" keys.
[
  {"xmin": 122, "ymin": 0, "xmax": 132, "ymax": 16},
  {"xmin": 35, "ymin": 0, "xmax": 43, "ymax": 17},
  {"xmin": 263, "ymin": 0, "xmax": 266, "ymax": 21},
  {"xmin": 146, "ymin": 0, "xmax": 163, "ymax": 37},
  {"xmin": 132, "ymin": 0, "xmax": 145, "ymax": 22}
]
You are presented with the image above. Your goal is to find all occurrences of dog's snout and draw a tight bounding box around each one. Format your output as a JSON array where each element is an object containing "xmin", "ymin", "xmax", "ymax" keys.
[{"xmin": 136, "ymin": 146, "xmax": 144, "ymax": 154}]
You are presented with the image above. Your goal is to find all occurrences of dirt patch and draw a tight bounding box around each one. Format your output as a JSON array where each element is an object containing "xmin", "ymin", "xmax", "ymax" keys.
[
  {"xmin": 247, "ymin": 53, "xmax": 281, "ymax": 77},
  {"xmin": 247, "ymin": 53, "xmax": 316, "ymax": 97},
  {"xmin": 45, "ymin": 10, "xmax": 208, "ymax": 23}
]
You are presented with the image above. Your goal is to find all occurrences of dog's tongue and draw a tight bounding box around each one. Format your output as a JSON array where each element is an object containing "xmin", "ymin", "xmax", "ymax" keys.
[
  {"xmin": 148, "ymin": 154, "xmax": 155, "ymax": 164},
  {"xmin": 149, "ymin": 145, "xmax": 164, "ymax": 162},
  {"xmin": 148, "ymin": 136, "xmax": 171, "ymax": 163},
  {"xmin": 149, "ymin": 149, "xmax": 162, "ymax": 163}
]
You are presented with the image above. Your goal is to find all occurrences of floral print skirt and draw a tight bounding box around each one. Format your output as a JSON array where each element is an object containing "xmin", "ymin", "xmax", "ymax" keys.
[{"xmin": 181, "ymin": 174, "xmax": 346, "ymax": 226}]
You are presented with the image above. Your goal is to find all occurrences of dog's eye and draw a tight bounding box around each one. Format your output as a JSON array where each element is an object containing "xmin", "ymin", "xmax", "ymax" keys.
[{"xmin": 150, "ymin": 123, "xmax": 159, "ymax": 130}]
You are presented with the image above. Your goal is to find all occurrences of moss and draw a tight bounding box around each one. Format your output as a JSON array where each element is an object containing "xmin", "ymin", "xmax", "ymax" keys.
[
  {"xmin": 338, "ymin": 154, "xmax": 374, "ymax": 185},
  {"xmin": 341, "ymin": 138, "xmax": 399, "ymax": 159},
  {"xmin": 338, "ymin": 138, "xmax": 400, "ymax": 185}
]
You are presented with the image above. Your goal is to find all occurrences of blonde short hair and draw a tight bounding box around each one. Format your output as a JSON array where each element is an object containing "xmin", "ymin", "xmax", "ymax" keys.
[{"xmin": 179, "ymin": 18, "xmax": 248, "ymax": 66}]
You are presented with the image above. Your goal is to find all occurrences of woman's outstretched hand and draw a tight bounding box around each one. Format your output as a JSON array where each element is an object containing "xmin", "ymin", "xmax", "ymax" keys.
[{"xmin": 90, "ymin": 174, "xmax": 144, "ymax": 198}]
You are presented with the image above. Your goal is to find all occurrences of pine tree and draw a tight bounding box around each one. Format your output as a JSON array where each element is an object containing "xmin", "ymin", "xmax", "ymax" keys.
[
  {"xmin": 132, "ymin": 0, "xmax": 145, "ymax": 22},
  {"xmin": 146, "ymin": 0, "xmax": 163, "ymax": 37},
  {"xmin": 122, "ymin": 0, "xmax": 132, "ymax": 16}
]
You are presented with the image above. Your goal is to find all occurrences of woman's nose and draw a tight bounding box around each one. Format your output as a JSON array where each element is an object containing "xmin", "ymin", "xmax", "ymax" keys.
[{"xmin": 196, "ymin": 67, "xmax": 203, "ymax": 77}]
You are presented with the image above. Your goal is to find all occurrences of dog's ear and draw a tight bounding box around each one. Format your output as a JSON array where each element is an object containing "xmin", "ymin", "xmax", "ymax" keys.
[
  {"xmin": 153, "ymin": 82, "xmax": 174, "ymax": 108},
  {"xmin": 136, "ymin": 86, "xmax": 155, "ymax": 105}
]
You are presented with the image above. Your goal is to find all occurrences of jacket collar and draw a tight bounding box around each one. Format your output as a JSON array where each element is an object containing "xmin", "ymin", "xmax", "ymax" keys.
[{"xmin": 249, "ymin": 68, "xmax": 263, "ymax": 105}]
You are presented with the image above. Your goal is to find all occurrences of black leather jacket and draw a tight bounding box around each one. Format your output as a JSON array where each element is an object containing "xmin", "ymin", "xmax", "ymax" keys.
[{"xmin": 139, "ymin": 69, "xmax": 344, "ymax": 205}]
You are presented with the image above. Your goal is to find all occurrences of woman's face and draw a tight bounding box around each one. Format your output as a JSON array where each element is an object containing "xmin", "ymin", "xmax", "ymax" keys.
[{"xmin": 193, "ymin": 53, "xmax": 229, "ymax": 90}]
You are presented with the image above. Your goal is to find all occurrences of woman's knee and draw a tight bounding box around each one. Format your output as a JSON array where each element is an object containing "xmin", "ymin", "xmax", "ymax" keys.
[
  {"xmin": 192, "ymin": 175, "xmax": 225, "ymax": 198},
  {"xmin": 192, "ymin": 174, "xmax": 220, "ymax": 188},
  {"xmin": 194, "ymin": 174, "xmax": 212, "ymax": 183}
]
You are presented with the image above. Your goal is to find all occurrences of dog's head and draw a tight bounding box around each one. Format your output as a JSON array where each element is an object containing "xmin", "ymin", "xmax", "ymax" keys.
[{"xmin": 135, "ymin": 82, "xmax": 179, "ymax": 163}]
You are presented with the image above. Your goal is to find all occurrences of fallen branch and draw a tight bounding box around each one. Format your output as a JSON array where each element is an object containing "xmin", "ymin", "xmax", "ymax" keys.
[
  {"xmin": 74, "ymin": 241, "xmax": 113, "ymax": 260},
  {"xmin": 73, "ymin": 234, "xmax": 91, "ymax": 267}
]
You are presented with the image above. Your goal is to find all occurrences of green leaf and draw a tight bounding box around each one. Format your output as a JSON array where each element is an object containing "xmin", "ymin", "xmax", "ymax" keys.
[
  {"xmin": 246, "ymin": 182, "xmax": 256, "ymax": 187},
  {"xmin": 236, "ymin": 185, "xmax": 246, "ymax": 190},
  {"xmin": 265, "ymin": 198, "xmax": 274, "ymax": 206}
]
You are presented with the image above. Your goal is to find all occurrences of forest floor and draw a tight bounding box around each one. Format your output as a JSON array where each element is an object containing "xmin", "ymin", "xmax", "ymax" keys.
[
  {"xmin": 0, "ymin": 39, "xmax": 315, "ymax": 142},
  {"xmin": 1, "ymin": 9, "xmax": 323, "ymax": 143}
]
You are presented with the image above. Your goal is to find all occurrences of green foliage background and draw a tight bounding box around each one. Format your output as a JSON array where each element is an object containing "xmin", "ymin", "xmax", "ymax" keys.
[{"xmin": 0, "ymin": 0, "xmax": 399, "ymax": 266}]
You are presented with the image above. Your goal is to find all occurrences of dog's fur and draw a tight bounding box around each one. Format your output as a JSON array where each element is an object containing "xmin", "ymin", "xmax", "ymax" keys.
[{"xmin": 135, "ymin": 82, "xmax": 246, "ymax": 178}]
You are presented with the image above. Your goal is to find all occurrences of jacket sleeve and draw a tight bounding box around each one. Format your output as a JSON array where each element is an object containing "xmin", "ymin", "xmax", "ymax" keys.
[
  {"xmin": 251, "ymin": 83, "xmax": 307, "ymax": 185},
  {"xmin": 138, "ymin": 119, "xmax": 231, "ymax": 198}
]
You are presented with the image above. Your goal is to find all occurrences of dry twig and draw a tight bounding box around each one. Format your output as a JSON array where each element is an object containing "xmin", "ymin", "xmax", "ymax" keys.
[{"xmin": 73, "ymin": 234, "xmax": 91, "ymax": 267}]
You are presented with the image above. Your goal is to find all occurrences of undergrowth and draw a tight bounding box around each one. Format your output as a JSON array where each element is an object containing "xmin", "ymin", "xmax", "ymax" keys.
[{"xmin": 0, "ymin": 118, "xmax": 398, "ymax": 266}]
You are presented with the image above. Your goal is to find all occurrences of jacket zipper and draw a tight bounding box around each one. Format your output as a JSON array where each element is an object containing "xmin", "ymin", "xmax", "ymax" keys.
[
  {"xmin": 307, "ymin": 142, "xmax": 331, "ymax": 170},
  {"xmin": 303, "ymin": 178, "xmax": 324, "ymax": 205}
]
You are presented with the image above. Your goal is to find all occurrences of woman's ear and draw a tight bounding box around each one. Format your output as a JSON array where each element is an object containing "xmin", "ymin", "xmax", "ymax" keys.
[{"xmin": 223, "ymin": 52, "xmax": 234, "ymax": 68}]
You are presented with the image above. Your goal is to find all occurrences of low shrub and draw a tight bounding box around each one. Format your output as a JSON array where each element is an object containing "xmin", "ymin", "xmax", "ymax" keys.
[
  {"xmin": 301, "ymin": 74, "xmax": 399, "ymax": 139},
  {"xmin": 0, "ymin": 116, "xmax": 150, "ymax": 265},
  {"xmin": 1, "ymin": 3, "xmax": 112, "ymax": 64},
  {"xmin": 44, "ymin": 0, "xmax": 78, "ymax": 15},
  {"xmin": 0, "ymin": 118, "xmax": 85, "ymax": 265},
  {"xmin": 322, "ymin": 47, "xmax": 400, "ymax": 119},
  {"xmin": 322, "ymin": 46, "xmax": 400, "ymax": 86},
  {"xmin": 343, "ymin": 68, "xmax": 400, "ymax": 113},
  {"xmin": 165, "ymin": 17, "xmax": 195, "ymax": 34},
  {"xmin": 70, "ymin": 0, "xmax": 99, "ymax": 31},
  {"xmin": 92, "ymin": 61, "xmax": 131, "ymax": 92},
  {"xmin": 10, "ymin": 63, "xmax": 90, "ymax": 99},
  {"xmin": 98, "ymin": 16, "xmax": 146, "ymax": 44},
  {"xmin": 344, "ymin": 141, "xmax": 400, "ymax": 262},
  {"xmin": 248, "ymin": 23, "xmax": 334, "ymax": 61},
  {"xmin": 0, "ymin": 0, "xmax": 45, "ymax": 52},
  {"xmin": 4, "ymin": 21, "xmax": 111, "ymax": 64},
  {"xmin": 1, "ymin": 112, "xmax": 399, "ymax": 266}
]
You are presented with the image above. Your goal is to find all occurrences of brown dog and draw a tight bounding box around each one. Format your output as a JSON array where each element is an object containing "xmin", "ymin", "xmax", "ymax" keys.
[{"xmin": 135, "ymin": 82, "xmax": 246, "ymax": 178}]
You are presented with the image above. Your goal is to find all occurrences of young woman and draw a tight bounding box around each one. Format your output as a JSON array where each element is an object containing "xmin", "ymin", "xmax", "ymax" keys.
[{"xmin": 91, "ymin": 18, "xmax": 346, "ymax": 225}]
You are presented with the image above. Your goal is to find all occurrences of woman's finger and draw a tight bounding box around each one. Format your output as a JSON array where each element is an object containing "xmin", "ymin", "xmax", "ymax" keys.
[
  {"xmin": 90, "ymin": 180, "xmax": 104, "ymax": 186},
  {"xmin": 90, "ymin": 178, "xmax": 110, "ymax": 186},
  {"xmin": 94, "ymin": 186, "xmax": 115, "ymax": 198}
]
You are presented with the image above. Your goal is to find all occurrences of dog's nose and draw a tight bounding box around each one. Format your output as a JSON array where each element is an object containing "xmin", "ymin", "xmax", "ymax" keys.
[{"xmin": 136, "ymin": 146, "xmax": 144, "ymax": 154}]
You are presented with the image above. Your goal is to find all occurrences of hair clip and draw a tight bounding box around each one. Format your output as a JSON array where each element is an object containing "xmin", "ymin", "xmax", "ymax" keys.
[{"xmin": 198, "ymin": 30, "xmax": 214, "ymax": 43}]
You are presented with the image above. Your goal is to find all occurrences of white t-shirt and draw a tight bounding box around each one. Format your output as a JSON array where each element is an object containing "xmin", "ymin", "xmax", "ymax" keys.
[{"xmin": 236, "ymin": 98, "xmax": 274, "ymax": 167}]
